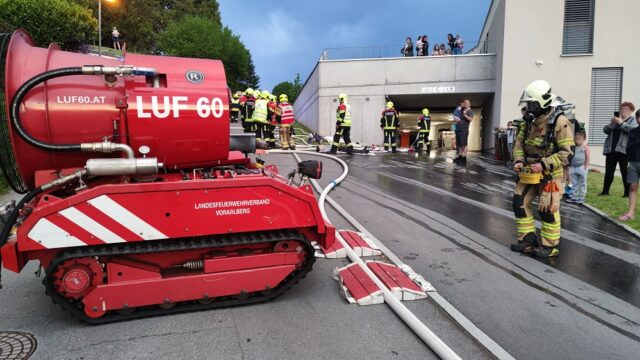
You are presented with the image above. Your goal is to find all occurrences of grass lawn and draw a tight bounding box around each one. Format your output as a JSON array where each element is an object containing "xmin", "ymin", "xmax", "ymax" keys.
[
  {"xmin": 86, "ymin": 45, "xmax": 123, "ymax": 58},
  {"xmin": 586, "ymin": 171, "xmax": 639, "ymax": 231},
  {"xmin": 0, "ymin": 176, "xmax": 8, "ymax": 195}
]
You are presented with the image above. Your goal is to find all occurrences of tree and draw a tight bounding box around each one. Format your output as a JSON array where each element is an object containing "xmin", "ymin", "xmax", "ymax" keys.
[
  {"xmin": 157, "ymin": 16, "xmax": 259, "ymax": 91},
  {"xmin": 272, "ymin": 73, "xmax": 304, "ymax": 104},
  {"xmin": 0, "ymin": 0, "xmax": 97, "ymax": 50}
]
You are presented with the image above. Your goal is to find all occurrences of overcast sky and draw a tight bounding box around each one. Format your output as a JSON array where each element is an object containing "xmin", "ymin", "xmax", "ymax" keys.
[{"xmin": 218, "ymin": 0, "xmax": 492, "ymax": 91}]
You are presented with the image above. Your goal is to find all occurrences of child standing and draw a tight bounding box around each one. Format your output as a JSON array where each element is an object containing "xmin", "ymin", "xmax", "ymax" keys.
[{"xmin": 568, "ymin": 131, "xmax": 590, "ymax": 204}]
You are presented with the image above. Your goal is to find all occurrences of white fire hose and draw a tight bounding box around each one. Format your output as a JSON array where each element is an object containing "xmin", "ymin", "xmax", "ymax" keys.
[{"xmin": 268, "ymin": 150, "xmax": 462, "ymax": 360}]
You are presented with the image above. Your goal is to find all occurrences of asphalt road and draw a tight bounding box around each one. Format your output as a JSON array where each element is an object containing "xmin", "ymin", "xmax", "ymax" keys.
[{"xmin": 1, "ymin": 150, "xmax": 639, "ymax": 359}]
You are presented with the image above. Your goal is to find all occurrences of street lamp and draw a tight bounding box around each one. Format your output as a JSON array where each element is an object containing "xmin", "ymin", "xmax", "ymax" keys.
[{"xmin": 98, "ymin": 0, "xmax": 117, "ymax": 56}]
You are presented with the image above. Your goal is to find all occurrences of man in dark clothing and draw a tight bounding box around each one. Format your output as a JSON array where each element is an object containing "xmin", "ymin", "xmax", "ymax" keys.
[
  {"xmin": 601, "ymin": 102, "xmax": 638, "ymax": 197},
  {"xmin": 454, "ymin": 99, "xmax": 474, "ymax": 163}
]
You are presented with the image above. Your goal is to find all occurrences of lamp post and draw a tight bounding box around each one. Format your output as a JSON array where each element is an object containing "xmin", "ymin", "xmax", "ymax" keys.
[{"xmin": 98, "ymin": 0, "xmax": 116, "ymax": 57}]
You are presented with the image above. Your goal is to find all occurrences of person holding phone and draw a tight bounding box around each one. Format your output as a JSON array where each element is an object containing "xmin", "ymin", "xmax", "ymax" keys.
[{"xmin": 601, "ymin": 102, "xmax": 638, "ymax": 197}]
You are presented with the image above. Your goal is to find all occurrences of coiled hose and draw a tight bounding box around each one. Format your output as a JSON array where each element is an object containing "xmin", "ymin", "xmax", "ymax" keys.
[{"xmin": 10, "ymin": 67, "xmax": 85, "ymax": 152}]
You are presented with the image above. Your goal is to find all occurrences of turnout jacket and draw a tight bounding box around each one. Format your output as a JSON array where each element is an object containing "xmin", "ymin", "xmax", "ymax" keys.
[{"xmin": 513, "ymin": 110, "xmax": 575, "ymax": 179}]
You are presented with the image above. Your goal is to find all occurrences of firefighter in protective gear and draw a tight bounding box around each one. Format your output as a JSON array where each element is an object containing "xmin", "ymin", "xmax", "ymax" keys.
[
  {"xmin": 511, "ymin": 80, "xmax": 575, "ymax": 258},
  {"xmin": 417, "ymin": 108, "xmax": 431, "ymax": 152},
  {"xmin": 230, "ymin": 91, "xmax": 242, "ymax": 123},
  {"xmin": 380, "ymin": 101, "xmax": 400, "ymax": 152},
  {"xmin": 266, "ymin": 94, "xmax": 278, "ymax": 149},
  {"xmin": 277, "ymin": 94, "xmax": 296, "ymax": 150},
  {"xmin": 330, "ymin": 94, "xmax": 353, "ymax": 154},
  {"xmin": 240, "ymin": 88, "xmax": 256, "ymax": 133},
  {"xmin": 252, "ymin": 91, "xmax": 270, "ymax": 142}
]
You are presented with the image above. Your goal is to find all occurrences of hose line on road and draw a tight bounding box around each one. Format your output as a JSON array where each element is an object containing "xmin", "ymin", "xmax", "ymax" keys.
[{"xmin": 268, "ymin": 150, "xmax": 462, "ymax": 360}]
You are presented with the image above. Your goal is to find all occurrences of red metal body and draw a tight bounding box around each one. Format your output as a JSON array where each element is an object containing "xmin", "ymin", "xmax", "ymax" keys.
[
  {"xmin": 4, "ymin": 30, "xmax": 230, "ymax": 189},
  {"xmin": 0, "ymin": 31, "xmax": 334, "ymax": 321}
]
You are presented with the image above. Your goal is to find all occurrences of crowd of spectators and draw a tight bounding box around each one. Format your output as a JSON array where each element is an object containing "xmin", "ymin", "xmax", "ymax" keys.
[{"xmin": 402, "ymin": 33, "xmax": 464, "ymax": 57}]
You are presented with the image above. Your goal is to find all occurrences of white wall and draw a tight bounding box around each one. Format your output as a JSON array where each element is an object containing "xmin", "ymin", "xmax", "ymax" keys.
[
  {"xmin": 483, "ymin": 0, "xmax": 640, "ymax": 166},
  {"xmin": 295, "ymin": 55, "xmax": 496, "ymax": 147}
]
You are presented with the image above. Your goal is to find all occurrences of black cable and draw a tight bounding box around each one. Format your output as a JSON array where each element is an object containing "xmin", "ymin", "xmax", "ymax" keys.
[{"xmin": 10, "ymin": 67, "xmax": 84, "ymax": 152}]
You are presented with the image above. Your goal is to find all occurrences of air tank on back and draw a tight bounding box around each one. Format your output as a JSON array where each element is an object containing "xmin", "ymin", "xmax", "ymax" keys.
[{"xmin": 0, "ymin": 30, "xmax": 231, "ymax": 191}]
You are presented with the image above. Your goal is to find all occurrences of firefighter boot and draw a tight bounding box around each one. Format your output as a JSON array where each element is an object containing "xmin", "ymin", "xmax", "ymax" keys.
[
  {"xmin": 532, "ymin": 246, "xmax": 560, "ymax": 258},
  {"xmin": 510, "ymin": 233, "xmax": 538, "ymax": 253}
]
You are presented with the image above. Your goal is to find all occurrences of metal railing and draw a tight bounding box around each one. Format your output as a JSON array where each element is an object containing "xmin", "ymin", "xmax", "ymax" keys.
[{"xmin": 320, "ymin": 41, "xmax": 492, "ymax": 61}]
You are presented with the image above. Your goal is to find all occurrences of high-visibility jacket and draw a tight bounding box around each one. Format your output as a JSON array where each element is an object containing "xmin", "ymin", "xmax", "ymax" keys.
[
  {"xmin": 231, "ymin": 98, "xmax": 241, "ymax": 114},
  {"xmin": 337, "ymin": 102, "xmax": 352, "ymax": 127},
  {"xmin": 380, "ymin": 109, "xmax": 400, "ymax": 130},
  {"xmin": 240, "ymin": 95, "xmax": 256, "ymax": 122},
  {"xmin": 418, "ymin": 115, "xmax": 431, "ymax": 133},
  {"xmin": 252, "ymin": 99, "xmax": 269, "ymax": 124},
  {"xmin": 279, "ymin": 102, "xmax": 295, "ymax": 125}
]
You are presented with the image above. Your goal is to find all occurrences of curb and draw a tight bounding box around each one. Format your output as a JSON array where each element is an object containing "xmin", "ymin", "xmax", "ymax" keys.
[{"xmin": 582, "ymin": 202, "xmax": 640, "ymax": 239}]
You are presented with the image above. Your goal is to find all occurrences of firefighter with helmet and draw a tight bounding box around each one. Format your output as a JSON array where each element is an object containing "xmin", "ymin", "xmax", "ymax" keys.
[
  {"xmin": 330, "ymin": 93, "xmax": 353, "ymax": 155},
  {"xmin": 230, "ymin": 91, "xmax": 242, "ymax": 123},
  {"xmin": 266, "ymin": 93, "xmax": 278, "ymax": 149},
  {"xmin": 417, "ymin": 108, "xmax": 431, "ymax": 152},
  {"xmin": 511, "ymin": 80, "xmax": 575, "ymax": 258},
  {"xmin": 240, "ymin": 88, "xmax": 256, "ymax": 133},
  {"xmin": 252, "ymin": 90, "xmax": 270, "ymax": 143},
  {"xmin": 380, "ymin": 101, "xmax": 400, "ymax": 153},
  {"xmin": 277, "ymin": 94, "xmax": 296, "ymax": 150}
]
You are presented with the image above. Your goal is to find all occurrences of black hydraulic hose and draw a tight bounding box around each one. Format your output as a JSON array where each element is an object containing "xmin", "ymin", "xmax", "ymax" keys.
[
  {"xmin": 0, "ymin": 186, "xmax": 43, "ymax": 288},
  {"xmin": 10, "ymin": 67, "xmax": 84, "ymax": 152},
  {"xmin": 0, "ymin": 187, "xmax": 43, "ymax": 248}
]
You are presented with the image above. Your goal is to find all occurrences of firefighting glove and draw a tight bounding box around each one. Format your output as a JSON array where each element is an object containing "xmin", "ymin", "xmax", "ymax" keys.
[{"xmin": 539, "ymin": 187, "xmax": 551, "ymax": 213}]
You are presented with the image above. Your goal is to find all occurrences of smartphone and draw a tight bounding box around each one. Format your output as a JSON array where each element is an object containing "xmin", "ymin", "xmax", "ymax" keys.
[{"xmin": 614, "ymin": 111, "xmax": 620, "ymax": 117}]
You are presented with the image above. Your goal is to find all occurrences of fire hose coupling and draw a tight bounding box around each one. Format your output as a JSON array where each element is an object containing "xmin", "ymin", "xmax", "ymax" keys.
[
  {"xmin": 85, "ymin": 158, "xmax": 162, "ymax": 176},
  {"xmin": 80, "ymin": 141, "xmax": 135, "ymax": 159},
  {"xmin": 81, "ymin": 65, "xmax": 158, "ymax": 77}
]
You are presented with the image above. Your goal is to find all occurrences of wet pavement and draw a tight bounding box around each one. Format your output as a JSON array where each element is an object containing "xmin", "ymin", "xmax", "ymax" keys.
[
  {"xmin": 295, "ymin": 150, "xmax": 640, "ymax": 359},
  {"xmin": 1, "ymin": 150, "xmax": 639, "ymax": 359}
]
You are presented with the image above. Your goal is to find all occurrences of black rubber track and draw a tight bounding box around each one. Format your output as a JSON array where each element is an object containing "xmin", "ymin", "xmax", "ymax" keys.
[{"xmin": 44, "ymin": 229, "xmax": 316, "ymax": 324}]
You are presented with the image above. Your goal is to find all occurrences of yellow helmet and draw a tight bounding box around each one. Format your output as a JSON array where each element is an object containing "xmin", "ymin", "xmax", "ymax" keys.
[
  {"xmin": 245, "ymin": 88, "xmax": 254, "ymax": 96},
  {"xmin": 261, "ymin": 90, "xmax": 270, "ymax": 99},
  {"xmin": 338, "ymin": 93, "xmax": 348, "ymax": 102},
  {"xmin": 386, "ymin": 101, "xmax": 394, "ymax": 109},
  {"xmin": 270, "ymin": 95, "xmax": 277, "ymax": 102},
  {"xmin": 279, "ymin": 94, "xmax": 289, "ymax": 103},
  {"xmin": 422, "ymin": 108, "xmax": 430, "ymax": 116},
  {"xmin": 519, "ymin": 80, "xmax": 555, "ymax": 109}
]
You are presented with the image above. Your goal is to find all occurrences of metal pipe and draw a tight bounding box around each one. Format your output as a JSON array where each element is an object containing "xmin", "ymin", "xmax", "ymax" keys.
[
  {"xmin": 85, "ymin": 158, "xmax": 160, "ymax": 176},
  {"xmin": 270, "ymin": 150, "xmax": 461, "ymax": 360}
]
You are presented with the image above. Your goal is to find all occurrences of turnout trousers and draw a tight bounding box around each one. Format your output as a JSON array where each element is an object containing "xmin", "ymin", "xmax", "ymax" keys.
[
  {"xmin": 417, "ymin": 131, "xmax": 430, "ymax": 151},
  {"xmin": 330, "ymin": 127, "xmax": 353, "ymax": 154},
  {"xmin": 512, "ymin": 179, "xmax": 562, "ymax": 247},
  {"xmin": 383, "ymin": 129, "xmax": 397, "ymax": 152},
  {"xmin": 279, "ymin": 124, "xmax": 295, "ymax": 150}
]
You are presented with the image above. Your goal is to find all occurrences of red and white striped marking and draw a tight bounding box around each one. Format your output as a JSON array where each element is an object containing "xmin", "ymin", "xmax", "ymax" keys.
[
  {"xmin": 314, "ymin": 230, "xmax": 381, "ymax": 258},
  {"xmin": 367, "ymin": 261, "xmax": 428, "ymax": 301},
  {"xmin": 27, "ymin": 195, "xmax": 167, "ymax": 249},
  {"xmin": 338, "ymin": 230, "xmax": 381, "ymax": 257},
  {"xmin": 333, "ymin": 263, "xmax": 384, "ymax": 305}
]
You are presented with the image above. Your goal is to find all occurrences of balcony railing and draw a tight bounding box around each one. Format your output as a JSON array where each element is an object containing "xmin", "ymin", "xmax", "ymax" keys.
[{"xmin": 319, "ymin": 41, "xmax": 492, "ymax": 61}]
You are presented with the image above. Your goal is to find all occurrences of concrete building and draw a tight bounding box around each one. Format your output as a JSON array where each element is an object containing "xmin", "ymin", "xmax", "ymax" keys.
[{"xmin": 294, "ymin": 0, "xmax": 640, "ymax": 166}]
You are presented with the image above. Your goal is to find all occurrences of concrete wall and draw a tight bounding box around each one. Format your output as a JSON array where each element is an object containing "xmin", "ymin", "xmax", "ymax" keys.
[
  {"xmin": 478, "ymin": 0, "xmax": 640, "ymax": 166},
  {"xmin": 293, "ymin": 64, "xmax": 320, "ymax": 135},
  {"xmin": 294, "ymin": 54, "xmax": 496, "ymax": 147}
]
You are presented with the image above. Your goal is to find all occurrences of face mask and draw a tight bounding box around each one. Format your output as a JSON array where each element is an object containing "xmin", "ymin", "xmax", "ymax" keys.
[{"xmin": 525, "ymin": 102, "xmax": 544, "ymax": 117}]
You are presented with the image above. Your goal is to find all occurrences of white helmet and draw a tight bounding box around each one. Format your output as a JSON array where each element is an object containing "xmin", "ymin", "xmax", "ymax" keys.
[{"xmin": 519, "ymin": 80, "xmax": 555, "ymax": 109}]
